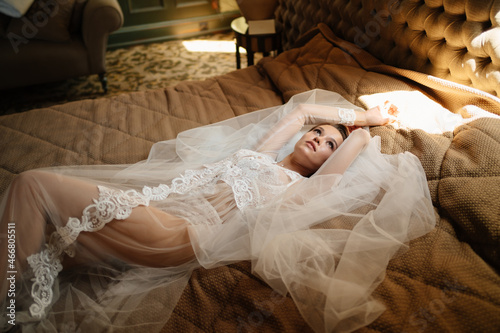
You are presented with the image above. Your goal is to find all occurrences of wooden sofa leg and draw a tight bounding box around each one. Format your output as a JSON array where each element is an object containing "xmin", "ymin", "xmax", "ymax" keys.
[{"xmin": 99, "ymin": 73, "xmax": 108, "ymax": 93}]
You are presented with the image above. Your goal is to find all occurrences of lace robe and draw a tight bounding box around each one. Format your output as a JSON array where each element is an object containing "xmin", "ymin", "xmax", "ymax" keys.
[
  {"xmin": 1, "ymin": 90, "xmax": 436, "ymax": 333},
  {"xmin": 26, "ymin": 149, "xmax": 303, "ymax": 319}
]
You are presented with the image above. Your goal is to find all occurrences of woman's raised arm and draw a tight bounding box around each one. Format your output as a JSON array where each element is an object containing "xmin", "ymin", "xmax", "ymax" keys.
[{"xmin": 254, "ymin": 103, "xmax": 393, "ymax": 158}]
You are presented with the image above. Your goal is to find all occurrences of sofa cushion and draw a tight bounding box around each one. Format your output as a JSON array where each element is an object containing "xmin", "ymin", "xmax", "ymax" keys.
[{"xmin": 6, "ymin": 0, "xmax": 76, "ymax": 43}]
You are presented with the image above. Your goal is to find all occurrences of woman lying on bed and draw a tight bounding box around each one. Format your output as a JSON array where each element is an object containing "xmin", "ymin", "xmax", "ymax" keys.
[{"xmin": 0, "ymin": 89, "xmax": 435, "ymax": 333}]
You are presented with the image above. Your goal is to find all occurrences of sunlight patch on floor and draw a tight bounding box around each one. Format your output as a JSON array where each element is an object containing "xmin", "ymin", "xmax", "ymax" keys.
[{"xmin": 182, "ymin": 40, "xmax": 246, "ymax": 54}]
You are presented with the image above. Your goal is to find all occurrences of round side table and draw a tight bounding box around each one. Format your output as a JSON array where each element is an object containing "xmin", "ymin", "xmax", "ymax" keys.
[{"xmin": 231, "ymin": 16, "xmax": 282, "ymax": 69}]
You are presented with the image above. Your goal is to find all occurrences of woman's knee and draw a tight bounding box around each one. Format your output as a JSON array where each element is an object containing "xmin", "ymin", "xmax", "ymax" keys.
[
  {"xmin": 9, "ymin": 170, "xmax": 59, "ymax": 207},
  {"xmin": 12, "ymin": 170, "xmax": 62, "ymax": 195},
  {"xmin": 10, "ymin": 171, "xmax": 40, "ymax": 197},
  {"xmin": 13, "ymin": 170, "xmax": 46, "ymax": 189}
]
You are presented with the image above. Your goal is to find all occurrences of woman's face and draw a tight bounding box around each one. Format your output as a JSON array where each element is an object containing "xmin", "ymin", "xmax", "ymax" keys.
[{"xmin": 293, "ymin": 124, "xmax": 345, "ymax": 172}]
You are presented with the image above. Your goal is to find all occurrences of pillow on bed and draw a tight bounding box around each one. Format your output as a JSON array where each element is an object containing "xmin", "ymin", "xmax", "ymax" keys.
[{"xmin": 6, "ymin": 0, "xmax": 75, "ymax": 42}]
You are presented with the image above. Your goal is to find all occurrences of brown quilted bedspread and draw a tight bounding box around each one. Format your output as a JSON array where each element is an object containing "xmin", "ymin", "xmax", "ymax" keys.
[{"xmin": 1, "ymin": 24, "xmax": 499, "ymax": 332}]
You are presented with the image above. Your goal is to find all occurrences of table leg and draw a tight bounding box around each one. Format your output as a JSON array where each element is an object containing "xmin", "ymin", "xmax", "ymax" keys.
[
  {"xmin": 247, "ymin": 51, "xmax": 254, "ymax": 66},
  {"xmin": 235, "ymin": 42, "xmax": 241, "ymax": 69}
]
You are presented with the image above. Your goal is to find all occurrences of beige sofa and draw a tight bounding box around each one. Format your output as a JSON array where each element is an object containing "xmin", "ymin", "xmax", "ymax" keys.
[{"xmin": 0, "ymin": 0, "xmax": 123, "ymax": 92}]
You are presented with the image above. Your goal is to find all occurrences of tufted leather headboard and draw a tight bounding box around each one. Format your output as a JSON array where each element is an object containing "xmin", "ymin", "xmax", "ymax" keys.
[{"xmin": 275, "ymin": 0, "xmax": 500, "ymax": 96}]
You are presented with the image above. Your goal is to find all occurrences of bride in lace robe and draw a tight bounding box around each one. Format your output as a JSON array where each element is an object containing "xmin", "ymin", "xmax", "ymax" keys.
[{"xmin": 0, "ymin": 90, "xmax": 435, "ymax": 333}]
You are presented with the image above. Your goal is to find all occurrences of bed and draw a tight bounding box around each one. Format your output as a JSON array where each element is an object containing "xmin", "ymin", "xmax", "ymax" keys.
[{"xmin": 1, "ymin": 0, "xmax": 499, "ymax": 332}]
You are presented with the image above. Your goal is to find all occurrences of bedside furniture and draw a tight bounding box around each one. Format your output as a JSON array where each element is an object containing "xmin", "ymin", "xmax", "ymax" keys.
[{"xmin": 231, "ymin": 16, "xmax": 281, "ymax": 69}]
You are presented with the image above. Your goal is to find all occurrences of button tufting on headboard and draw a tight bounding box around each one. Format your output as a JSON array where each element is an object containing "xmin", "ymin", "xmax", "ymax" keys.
[{"xmin": 275, "ymin": 0, "xmax": 500, "ymax": 96}]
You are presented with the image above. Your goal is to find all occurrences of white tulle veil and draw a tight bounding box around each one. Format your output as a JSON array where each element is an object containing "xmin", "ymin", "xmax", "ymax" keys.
[{"xmin": 0, "ymin": 89, "xmax": 436, "ymax": 333}]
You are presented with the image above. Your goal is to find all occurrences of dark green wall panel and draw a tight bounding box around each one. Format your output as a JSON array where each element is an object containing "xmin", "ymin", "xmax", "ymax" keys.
[{"xmin": 109, "ymin": 0, "xmax": 240, "ymax": 48}]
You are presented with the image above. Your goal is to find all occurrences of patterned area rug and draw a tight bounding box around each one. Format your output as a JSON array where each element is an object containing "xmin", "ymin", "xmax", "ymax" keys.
[{"xmin": 0, "ymin": 32, "xmax": 260, "ymax": 115}]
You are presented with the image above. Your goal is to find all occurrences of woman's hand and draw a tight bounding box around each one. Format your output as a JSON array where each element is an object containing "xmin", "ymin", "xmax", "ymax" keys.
[{"xmin": 364, "ymin": 101, "xmax": 399, "ymax": 126}]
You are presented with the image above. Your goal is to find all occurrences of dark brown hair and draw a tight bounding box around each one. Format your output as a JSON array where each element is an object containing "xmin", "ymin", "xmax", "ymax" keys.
[{"xmin": 311, "ymin": 123, "xmax": 350, "ymax": 141}]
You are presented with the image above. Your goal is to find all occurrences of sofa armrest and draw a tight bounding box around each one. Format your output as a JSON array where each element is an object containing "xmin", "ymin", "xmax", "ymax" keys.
[{"xmin": 82, "ymin": 0, "xmax": 123, "ymax": 73}]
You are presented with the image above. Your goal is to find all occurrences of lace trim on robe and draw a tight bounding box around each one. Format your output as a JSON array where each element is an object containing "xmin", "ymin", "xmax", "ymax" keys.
[{"xmin": 27, "ymin": 186, "xmax": 150, "ymax": 318}]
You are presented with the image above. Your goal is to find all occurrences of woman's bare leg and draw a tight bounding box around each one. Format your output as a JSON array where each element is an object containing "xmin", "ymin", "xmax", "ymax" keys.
[
  {"xmin": 0, "ymin": 170, "xmax": 101, "ymax": 299},
  {"xmin": 1, "ymin": 170, "xmax": 195, "ymax": 300},
  {"xmin": 69, "ymin": 206, "xmax": 196, "ymax": 268}
]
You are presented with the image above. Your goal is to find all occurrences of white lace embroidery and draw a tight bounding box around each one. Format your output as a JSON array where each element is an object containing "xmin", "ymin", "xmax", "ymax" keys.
[
  {"xmin": 26, "ymin": 243, "xmax": 63, "ymax": 319},
  {"xmin": 27, "ymin": 149, "xmax": 302, "ymax": 318},
  {"xmin": 142, "ymin": 149, "xmax": 302, "ymax": 210},
  {"xmin": 27, "ymin": 187, "xmax": 150, "ymax": 318},
  {"xmin": 338, "ymin": 108, "xmax": 356, "ymax": 126}
]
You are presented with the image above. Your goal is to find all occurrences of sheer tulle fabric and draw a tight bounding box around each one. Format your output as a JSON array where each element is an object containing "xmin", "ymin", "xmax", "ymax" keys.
[{"xmin": 0, "ymin": 89, "xmax": 435, "ymax": 332}]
